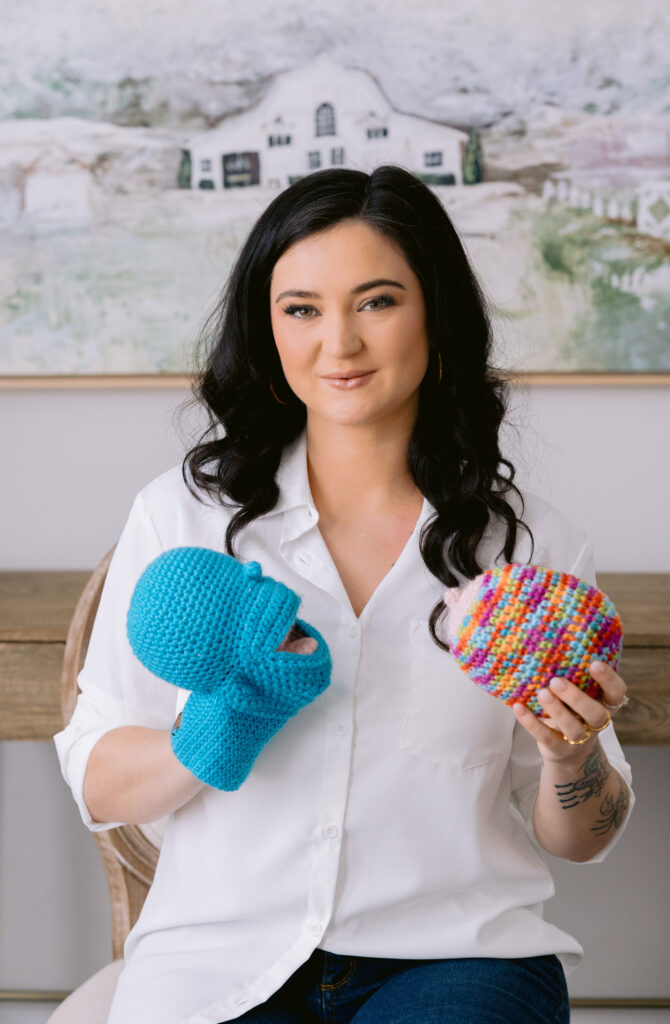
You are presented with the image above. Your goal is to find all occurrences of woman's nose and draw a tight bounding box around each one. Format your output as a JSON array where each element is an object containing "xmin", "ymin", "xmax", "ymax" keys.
[{"xmin": 319, "ymin": 315, "xmax": 363, "ymax": 358}]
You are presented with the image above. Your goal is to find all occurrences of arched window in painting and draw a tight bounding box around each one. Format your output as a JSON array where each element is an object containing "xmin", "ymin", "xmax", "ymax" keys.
[{"xmin": 315, "ymin": 103, "xmax": 336, "ymax": 137}]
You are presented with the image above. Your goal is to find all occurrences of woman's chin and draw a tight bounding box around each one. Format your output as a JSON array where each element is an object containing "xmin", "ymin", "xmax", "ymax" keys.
[{"xmin": 306, "ymin": 396, "xmax": 416, "ymax": 430}]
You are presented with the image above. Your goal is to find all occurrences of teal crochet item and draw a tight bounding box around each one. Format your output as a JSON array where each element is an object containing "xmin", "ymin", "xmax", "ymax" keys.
[{"xmin": 126, "ymin": 546, "xmax": 332, "ymax": 790}]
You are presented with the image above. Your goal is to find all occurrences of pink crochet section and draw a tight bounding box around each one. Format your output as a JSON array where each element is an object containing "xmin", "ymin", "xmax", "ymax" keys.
[{"xmin": 443, "ymin": 577, "xmax": 485, "ymax": 636}]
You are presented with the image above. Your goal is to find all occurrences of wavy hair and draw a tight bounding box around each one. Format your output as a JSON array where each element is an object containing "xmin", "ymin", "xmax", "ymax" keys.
[{"xmin": 182, "ymin": 164, "xmax": 534, "ymax": 650}]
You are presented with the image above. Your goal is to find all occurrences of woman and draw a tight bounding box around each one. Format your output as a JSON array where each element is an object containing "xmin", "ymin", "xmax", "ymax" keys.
[{"xmin": 54, "ymin": 164, "xmax": 634, "ymax": 1024}]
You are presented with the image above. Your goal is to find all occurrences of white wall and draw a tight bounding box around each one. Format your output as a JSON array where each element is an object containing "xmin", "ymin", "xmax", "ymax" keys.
[
  {"xmin": 1, "ymin": 382, "xmax": 669, "ymax": 1000},
  {"xmin": 1, "ymin": 382, "xmax": 667, "ymax": 571}
]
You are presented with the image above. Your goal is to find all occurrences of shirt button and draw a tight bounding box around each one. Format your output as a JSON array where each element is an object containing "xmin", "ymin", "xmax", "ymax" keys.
[
  {"xmin": 323, "ymin": 824, "xmax": 340, "ymax": 839},
  {"xmin": 347, "ymin": 625, "xmax": 359, "ymax": 637},
  {"xmin": 297, "ymin": 553, "xmax": 310, "ymax": 565},
  {"xmin": 333, "ymin": 723, "xmax": 349, "ymax": 736}
]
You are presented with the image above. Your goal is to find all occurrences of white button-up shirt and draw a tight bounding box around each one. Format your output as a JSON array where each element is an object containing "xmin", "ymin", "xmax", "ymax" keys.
[{"xmin": 54, "ymin": 429, "xmax": 634, "ymax": 1024}]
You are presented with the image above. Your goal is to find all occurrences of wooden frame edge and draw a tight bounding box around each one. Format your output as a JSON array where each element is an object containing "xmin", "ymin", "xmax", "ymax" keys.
[
  {"xmin": 515, "ymin": 373, "xmax": 670, "ymax": 387},
  {"xmin": 0, "ymin": 374, "xmax": 193, "ymax": 389},
  {"xmin": 0, "ymin": 372, "xmax": 669, "ymax": 389},
  {"xmin": 0, "ymin": 989, "xmax": 73, "ymax": 1001},
  {"xmin": 570, "ymin": 997, "xmax": 670, "ymax": 1007},
  {"xmin": 1, "ymin": 990, "xmax": 668, "ymax": 1007}
]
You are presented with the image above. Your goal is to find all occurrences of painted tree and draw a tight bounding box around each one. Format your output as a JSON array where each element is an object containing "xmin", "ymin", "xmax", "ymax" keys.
[
  {"xmin": 462, "ymin": 128, "xmax": 483, "ymax": 185},
  {"xmin": 177, "ymin": 149, "xmax": 192, "ymax": 189}
]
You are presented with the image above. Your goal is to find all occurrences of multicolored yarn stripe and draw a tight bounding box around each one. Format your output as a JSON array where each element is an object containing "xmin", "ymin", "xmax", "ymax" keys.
[{"xmin": 442, "ymin": 563, "xmax": 623, "ymax": 716}]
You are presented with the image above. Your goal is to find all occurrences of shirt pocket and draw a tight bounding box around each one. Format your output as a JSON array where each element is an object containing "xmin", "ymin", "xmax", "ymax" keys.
[{"xmin": 399, "ymin": 619, "xmax": 514, "ymax": 771}]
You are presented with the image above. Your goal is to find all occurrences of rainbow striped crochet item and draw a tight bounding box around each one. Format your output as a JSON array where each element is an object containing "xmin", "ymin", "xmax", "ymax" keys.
[{"xmin": 442, "ymin": 563, "xmax": 623, "ymax": 716}]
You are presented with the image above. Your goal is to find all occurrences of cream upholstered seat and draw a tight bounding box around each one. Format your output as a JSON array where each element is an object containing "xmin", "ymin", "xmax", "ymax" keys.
[
  {"xmin": 47, "ymin": 961, "xmax": 124, "ymax": 1023},
  {"xmin": 48, "ymin": 547, "xmax": 160, "ymax": 1023}
]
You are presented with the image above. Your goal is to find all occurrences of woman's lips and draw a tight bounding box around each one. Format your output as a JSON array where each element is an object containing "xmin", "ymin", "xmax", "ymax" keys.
[{"xmin": 321, "ymin": 371, "xmax": 376, "ymax": 389}]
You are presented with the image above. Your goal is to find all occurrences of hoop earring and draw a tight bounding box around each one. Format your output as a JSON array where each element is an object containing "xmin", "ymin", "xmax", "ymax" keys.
[
  {"xmin": 269, "ymin": 379, "xmax": 288, "ymax": 405},
  {"xmin": 436, "ymin": 350, "xmax": 443, "ymax": 385}
]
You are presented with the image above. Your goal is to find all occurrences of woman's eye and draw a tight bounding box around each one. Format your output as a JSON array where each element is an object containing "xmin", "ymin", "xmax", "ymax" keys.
[
  {"xmin": 282, "ymin": 304, "xmax": 316, "ymax": 319},
  {"xmin": 282, "ymin": 294, "xmax": 395, "ymax": 319},
  {"xmin": 364, "ymin": 293, "xmax": 395, "ymax": 310}
]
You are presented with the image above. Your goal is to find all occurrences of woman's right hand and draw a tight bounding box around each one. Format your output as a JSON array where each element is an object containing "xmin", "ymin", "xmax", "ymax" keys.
[{"xmin": 125, "ymin": 547, "xmax": 332, "ymax": 791}]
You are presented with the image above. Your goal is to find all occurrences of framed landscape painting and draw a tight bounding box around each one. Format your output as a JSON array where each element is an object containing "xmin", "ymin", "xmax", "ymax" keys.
[{"xmin": 1, "ymin": 0, "xmax": 668, "ymax": 385}]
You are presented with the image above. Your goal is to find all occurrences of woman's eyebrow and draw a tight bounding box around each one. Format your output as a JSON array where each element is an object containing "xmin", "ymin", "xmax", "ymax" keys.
[{"xmin": 274, "ymin": 278, "xmax": 406, "ymax": 303}]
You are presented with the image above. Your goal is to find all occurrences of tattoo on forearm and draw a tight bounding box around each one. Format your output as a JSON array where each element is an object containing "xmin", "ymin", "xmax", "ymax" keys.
[
  {"xmin": 592, "ymin": 779, "xmax": 630, "ymax": 836},
  {"xmin": 554, "ymin": 747, "xmax": 610, "ymax": 809}
]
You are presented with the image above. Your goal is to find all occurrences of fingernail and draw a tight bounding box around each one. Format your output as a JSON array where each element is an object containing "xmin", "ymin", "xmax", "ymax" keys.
[
  {"xmin": 592, "ymin": 662, "xmax": 606, "ymax": 675},
  {"xmin": 549, "ymin": 677, "xmax": 566, "ymax": 691}
]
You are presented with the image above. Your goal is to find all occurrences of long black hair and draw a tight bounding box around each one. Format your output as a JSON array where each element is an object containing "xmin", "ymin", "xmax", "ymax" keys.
[{"xmin": 182, "ymin": 164, "xmax": 534, "ymax": 649}]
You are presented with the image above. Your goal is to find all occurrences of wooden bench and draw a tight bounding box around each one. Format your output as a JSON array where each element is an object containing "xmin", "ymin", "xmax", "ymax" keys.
[{"xmin": 1, "ymin": 570, "xmax": 669, "ymax": 744}]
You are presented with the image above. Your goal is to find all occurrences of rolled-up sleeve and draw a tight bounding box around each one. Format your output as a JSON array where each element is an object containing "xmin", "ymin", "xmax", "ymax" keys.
[
  {"xmin": 509, "ymin": 532, "xmax": 635, "ymax": 864},
  {"xmin": 53, "ymin": 492, "xmax": 179, "ymax": 831}
]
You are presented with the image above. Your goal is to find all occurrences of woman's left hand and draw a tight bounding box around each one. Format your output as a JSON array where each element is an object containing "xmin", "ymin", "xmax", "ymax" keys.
[{"xmin": 512, "ymin": 661, "xmax": 628, "ymax": 763}]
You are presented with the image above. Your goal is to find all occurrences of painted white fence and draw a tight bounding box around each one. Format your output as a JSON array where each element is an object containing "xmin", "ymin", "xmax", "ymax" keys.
[{"xmin": 542, "ymin": 177, "xmax": 670, "ymax": 241}]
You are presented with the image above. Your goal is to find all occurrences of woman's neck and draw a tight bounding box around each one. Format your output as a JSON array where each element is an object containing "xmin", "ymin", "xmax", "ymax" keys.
[{"xmin": 305, "ymin": 418, "xmax": 423, "ymax": 522}]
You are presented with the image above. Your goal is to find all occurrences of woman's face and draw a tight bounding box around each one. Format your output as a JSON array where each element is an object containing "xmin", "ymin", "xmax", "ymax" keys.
[{"xmin": 268, "ymin": 218, "xmax": 430, "ymax": 430}]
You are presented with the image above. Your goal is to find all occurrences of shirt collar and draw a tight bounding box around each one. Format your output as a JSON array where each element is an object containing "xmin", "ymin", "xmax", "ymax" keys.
[
  {"xmin": 268, "ymin": 429, "xmax": 314, "ymax": 517},
  {"xmin": 263, "ymin": 430, "xmax": 319, "ymax": 545}
]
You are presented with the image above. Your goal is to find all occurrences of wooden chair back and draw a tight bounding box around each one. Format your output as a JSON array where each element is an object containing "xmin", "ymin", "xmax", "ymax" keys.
[{"xmin": 60, "ymin": 546, "xmax": 160, "ymax": 960}]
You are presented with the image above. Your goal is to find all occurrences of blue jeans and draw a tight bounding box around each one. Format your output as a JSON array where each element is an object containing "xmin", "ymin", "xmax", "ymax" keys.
[{"xmin": 230, "ymin": 946, "xmax": 570, "ymax": 1023}]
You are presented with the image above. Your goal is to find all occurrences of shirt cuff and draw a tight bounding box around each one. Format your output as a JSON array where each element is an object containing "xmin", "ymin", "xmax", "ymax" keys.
[{"xmin": 53, "ymin": 725, "xmax": 126, "ymax": 832}]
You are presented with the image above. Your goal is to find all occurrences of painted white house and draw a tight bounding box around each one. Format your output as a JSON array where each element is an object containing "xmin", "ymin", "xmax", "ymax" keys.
[{"xmin": 185, "ymin": 53, "xmax": 469, "ymax": 190}]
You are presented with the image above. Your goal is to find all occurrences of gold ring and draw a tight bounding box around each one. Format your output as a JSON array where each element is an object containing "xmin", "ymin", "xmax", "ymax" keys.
[
  {"xmin": 589, "ymin": 710, "xmax": 612, "ymax": 733},
  {"xmin": 561, "ymin": 724, "xmax": 592, "ymax": 745}
]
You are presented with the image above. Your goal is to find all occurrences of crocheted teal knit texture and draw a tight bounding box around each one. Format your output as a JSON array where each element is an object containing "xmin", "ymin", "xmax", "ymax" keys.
[{"xmin": 126, "ymin": 546, "xmax": 332, "ymax": 790}]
